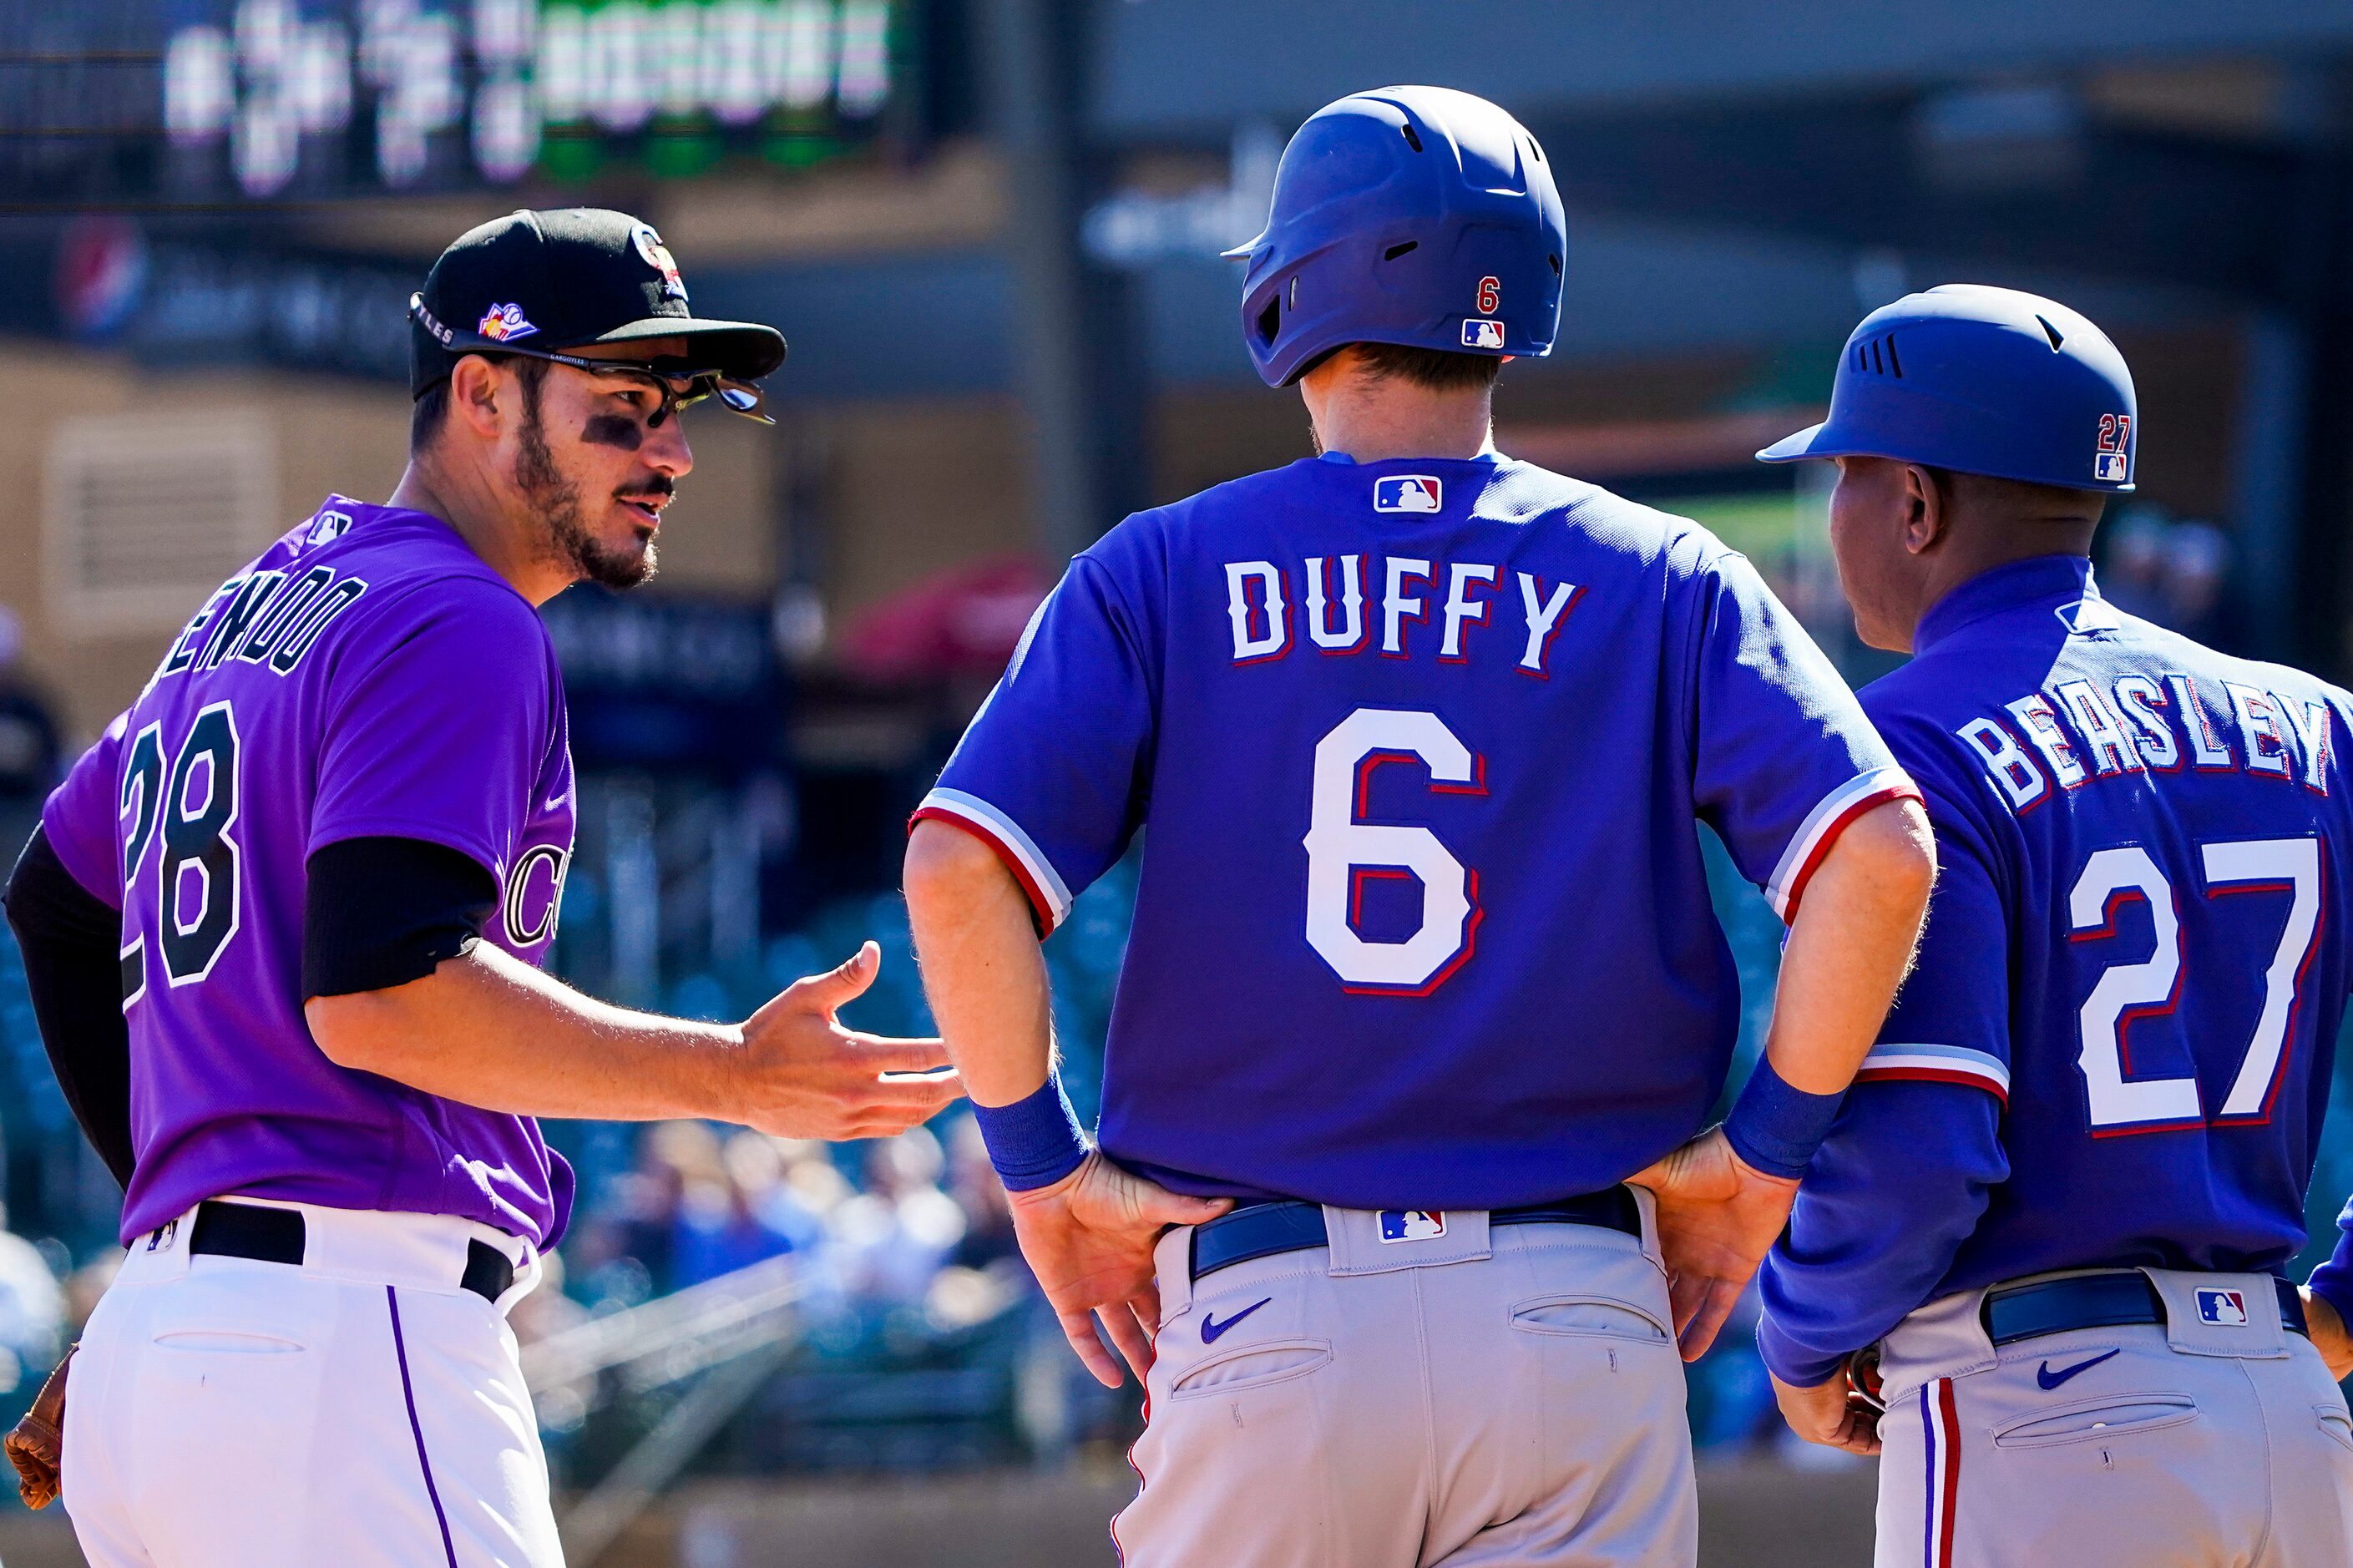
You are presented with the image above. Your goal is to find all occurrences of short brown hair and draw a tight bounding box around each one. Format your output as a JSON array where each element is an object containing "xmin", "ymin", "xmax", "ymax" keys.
[{"xmin": 1348, "ymin": 341, "xmax": 1505, "ymax": 392}]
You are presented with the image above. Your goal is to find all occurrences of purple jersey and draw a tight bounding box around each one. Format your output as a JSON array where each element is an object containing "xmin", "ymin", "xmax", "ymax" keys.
[
  {"xmin": 1761, "ymin": 556, "xmax": 2353, "ymax": 1383},
  {"xmin": 43, "ymin": 497, "xmax": 576, "ymax": 1247},
  {"xmin": 919, "ymin": 452, "xmax": 1913, "ymax": 1208}
]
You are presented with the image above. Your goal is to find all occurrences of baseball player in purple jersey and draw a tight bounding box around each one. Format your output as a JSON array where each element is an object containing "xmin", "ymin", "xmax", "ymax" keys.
[
  {"xmin": 0, "ymin": 209, "xmax": 959, "ymax": 1566},
  {"xmin": 901, "ymin": 87, "xmax": 1936, "ymax": 1565},
  {"xmin": 1755, "ymin": 286, "xmax": 2353, "ymax": 1565}
]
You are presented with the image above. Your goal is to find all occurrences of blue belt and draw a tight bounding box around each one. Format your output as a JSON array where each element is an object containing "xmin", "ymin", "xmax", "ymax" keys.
[
  {"xmin": 1188, "ymin": 1188, "xmax": 1642, "ymax": 1283},
  {"xmin": 1981, "ymin": 1270, "xmax": 2305, "ymax": 1348}
]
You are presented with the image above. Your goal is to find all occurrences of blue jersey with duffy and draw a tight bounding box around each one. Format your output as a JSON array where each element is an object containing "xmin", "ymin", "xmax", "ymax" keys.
[
  {"xmin": 918, "ymin": 448, "xmax": 1914, "ymax": 1210},
  {"xmin": 1760, "ymin": 554, "xmax": 2353, "ymax": 1384}
]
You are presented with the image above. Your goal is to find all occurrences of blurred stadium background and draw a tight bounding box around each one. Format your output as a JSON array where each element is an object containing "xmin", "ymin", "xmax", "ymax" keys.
[{"xmin": 0, "ymin": 3, "xmax": 2349, "ymax": 1563}]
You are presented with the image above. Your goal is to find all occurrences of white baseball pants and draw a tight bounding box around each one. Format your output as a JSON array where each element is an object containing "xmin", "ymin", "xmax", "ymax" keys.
[
  {"xmin": 1116, "ymin": 1196, "xmax": 1697, "ymax": 1567},
  {"xmin": 1873, "ymin": 1267, "xmax": 2353, "ymax": 1568},
  {"xmin": 62, "ymin": 1200, "xmax": 561, "ymax": 1568}
]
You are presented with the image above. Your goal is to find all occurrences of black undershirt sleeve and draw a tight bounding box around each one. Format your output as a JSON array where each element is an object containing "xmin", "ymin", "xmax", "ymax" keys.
[
  {"xmin": 302, "ymin": 837, "xmax": 499, "ymax": 1001},
  {"xmin": 3, "ymin": 827, "xmax": 135, "ymax": 1188}
]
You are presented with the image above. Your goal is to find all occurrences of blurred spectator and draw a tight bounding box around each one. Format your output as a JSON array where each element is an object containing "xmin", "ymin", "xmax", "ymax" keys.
[
  {"xmin": 732, "ymin": 1133, "xmax": 828, "ymax": 1254},
  {"xmin": 2165, "ymin": 520, "xmax": 2234, "ymax": 646},
  {"xmin": 833, "ymin": 1128, "xmax": 967, "ymax": 1306},
  {"xmin": 672, "ymin": 1131, "xmax": 815, "ymax": 1287},
  {"xmin": 0, "ymin": 1204, "xmax": 65, "ymax": 1394},
  {"xmin": 577, "ymin": 1119, "xmax": 719, "ymax": 1302},
  {"xmin": 944, "ymin": 1116, "xmax": 1020, "ymax": 1275},
  {"xmin": 2099, "ymin": 505, "xmax": 2239, "ymax": 649},
  {"xmin": 2101, "ymin": 508, "xmax": 2172, "ymax": 623},
  {"xmin": 0, "ymin": 609, "xmax": 60, "ymax": 802},
  {"xmin": 63, "ymin": 1252, "xmax": 120, "ymax": 1337}
]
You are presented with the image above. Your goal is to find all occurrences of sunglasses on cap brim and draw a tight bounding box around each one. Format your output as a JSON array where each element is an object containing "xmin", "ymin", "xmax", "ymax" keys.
[
  {"xmin": 482, "ymin": 342, "xmax": 772, "ymax": 426},
  {"xmin": 411, "ymin": 299, "xmax": 772, "ymax": 425}
]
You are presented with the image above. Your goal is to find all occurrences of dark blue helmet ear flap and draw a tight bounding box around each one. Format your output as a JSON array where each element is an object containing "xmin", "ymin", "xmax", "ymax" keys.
[
  {"xmin": 1229, "ymin": 85, "xmax": 1567, "ymax": 388},
  {"xmin": 1759, "ymin": 284, "xmax": 2139, "ymax": 493}
]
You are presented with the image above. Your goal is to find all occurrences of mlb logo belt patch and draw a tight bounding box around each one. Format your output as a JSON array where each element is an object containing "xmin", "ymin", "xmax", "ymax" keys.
[
  {"xmin": 1379, "ymin": 1209, "xmax": 1447, "ymax": 1242},
  {"xmin": 1374, "ymin": 475, "xmax": 1443, "ymax": 513},
  {"xmin": 2196, "ymin": 1287, "xmax": 2249, "ymax": 1327}
]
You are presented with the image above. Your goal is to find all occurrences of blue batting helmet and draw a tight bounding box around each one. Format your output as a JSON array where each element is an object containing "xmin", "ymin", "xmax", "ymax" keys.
[
  {"xmin": 1225, "ymin": 85, "xmax": 1566, "ymax": 387},
  {"xmin": 1758, "ymin": 284, "xmax": 2138, "ymax": 492}
]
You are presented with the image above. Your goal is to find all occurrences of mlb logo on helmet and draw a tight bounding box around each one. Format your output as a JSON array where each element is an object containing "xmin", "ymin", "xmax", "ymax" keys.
[
  {"xmin": 1379, "ymin": 1210, "xmax": 1447, "ymax": 1242},
  {"xmin": 631, "ymin": 222, "xmax": 688, "ymax": 301},
  {"xmin": 1374, "ymin": 475, "xmax": 1444, "ymax": 513},
  {"xmin": 2196, "ymin": 1287, "xmax": 2249, "ymax": 1327},
  {"xmin": 477, "ymin": 302, "xmax": 536, "ymax": 341},
  {"xmin": 1461, "ymin": 319, "xmax": 1505, "ymax": 350}
]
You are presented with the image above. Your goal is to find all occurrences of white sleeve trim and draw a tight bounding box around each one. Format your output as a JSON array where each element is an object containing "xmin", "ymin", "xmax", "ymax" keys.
[
  {"xmin": 1763, "ymin": 766, "xmax": 1918, "ymax": 918},
  {"xmin": 1854, "ymin": 1042, "xmax": 2011, "ymax": 1098},
  {"xmin": 916, "ymin": 787, "xmax": 1075, "ymax": 932}
]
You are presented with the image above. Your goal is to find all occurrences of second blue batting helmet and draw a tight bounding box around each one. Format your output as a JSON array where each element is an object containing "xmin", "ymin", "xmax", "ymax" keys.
[
  {"xmin": 1758, "ymin": 284, "xmax": 2138, "ymax": 492},
  {"xmin": 1225, "ymin": 85, "xmax": 1566, "ymax": 387}
]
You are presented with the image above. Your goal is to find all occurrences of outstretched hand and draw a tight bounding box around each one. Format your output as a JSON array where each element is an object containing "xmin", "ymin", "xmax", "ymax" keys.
[
  {"xmin": 1628, "ymin": 1125, "xmax": 1799, "ymax": 1360},
  {"xmin": 1006, "ymin": 1151, "xmax": 1232, "ymax": 1388},
  {"xmin": 733, "ymin": 942, "xmax": 963, "ymax": 1140}
]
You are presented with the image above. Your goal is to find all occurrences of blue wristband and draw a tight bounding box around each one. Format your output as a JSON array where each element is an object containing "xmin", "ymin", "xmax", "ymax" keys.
[
  {"xmin": 972, "ymin": 1074, "xmax": 1089, "ymax": 1191},
  {"xmin": 1722, "ymin": 1055, "xmax": 1844, "ymax": 1180}
]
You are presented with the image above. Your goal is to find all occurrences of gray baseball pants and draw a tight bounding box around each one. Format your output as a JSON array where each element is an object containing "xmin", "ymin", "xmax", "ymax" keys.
[
  {"xmin": 1872, "ymin": 1267, "xmax": 2353, "ymax": 1567},
  {"xmin": 1113, "ymin": 1196, "xmax": 1697, "ymax": 1567}
]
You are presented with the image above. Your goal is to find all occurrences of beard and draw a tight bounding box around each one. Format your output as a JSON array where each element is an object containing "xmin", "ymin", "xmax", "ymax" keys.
[{"xmin": 515, "ymin": 397, "xmax": 658, "ymax": 591}]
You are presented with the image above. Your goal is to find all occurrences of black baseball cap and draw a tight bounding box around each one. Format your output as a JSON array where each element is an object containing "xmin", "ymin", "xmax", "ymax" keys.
[{"xmin": 407, "ymin": 207, "xmax": 786, "ymax": 397}]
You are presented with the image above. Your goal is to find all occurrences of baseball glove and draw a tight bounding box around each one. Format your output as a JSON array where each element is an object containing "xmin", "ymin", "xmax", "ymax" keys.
[{"xmin": 6, "ymin": 1343, "xmax": 72, "ymax": 1510}]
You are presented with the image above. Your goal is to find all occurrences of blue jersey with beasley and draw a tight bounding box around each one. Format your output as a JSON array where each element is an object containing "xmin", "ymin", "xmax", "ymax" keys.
[
  {"xmin": 1761, "ymin": 555, "xmax": 2353, "ymax": 1385},
  {"xmin": 920, "ymin": 452, "xmax": 1911, "ymax": 1209}
]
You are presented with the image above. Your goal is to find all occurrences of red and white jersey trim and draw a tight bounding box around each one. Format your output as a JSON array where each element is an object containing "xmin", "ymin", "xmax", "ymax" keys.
[
  {"xmin": 912, "ymin": 787, "xmax": 1075, "ymax": 934},
  {"xmin": 1855, "ymin": 1042, "xmax": 2011, "ymax": 1103},
  {"xmin": 1766, "ymin": 766, "xmax": 1920, "ymax": 921}
]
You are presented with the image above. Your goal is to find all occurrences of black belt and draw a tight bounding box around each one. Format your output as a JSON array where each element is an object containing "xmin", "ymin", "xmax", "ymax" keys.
[
  {"xmin": 185, "ymin": 1201, "xmax": 516, "ymax": 1304},
  {"xmin": 1189, "ymin": 1188, "xmax": 1642, "ymax": 1282},
  {"xmin": 1982, "ymin": 1270, "xmax": 2305, "ymax": 1348}
]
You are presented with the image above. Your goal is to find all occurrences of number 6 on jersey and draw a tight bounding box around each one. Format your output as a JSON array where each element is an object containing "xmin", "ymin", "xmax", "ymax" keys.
[{"xmin": 1303, "ymin": 707, "xmax": 1485, "ymax": 994}]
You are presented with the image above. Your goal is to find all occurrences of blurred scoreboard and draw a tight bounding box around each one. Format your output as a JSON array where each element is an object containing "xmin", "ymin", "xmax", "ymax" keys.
[{"xmin": 0, "ymin": 0, "xmax": 908, "ymax": 205}]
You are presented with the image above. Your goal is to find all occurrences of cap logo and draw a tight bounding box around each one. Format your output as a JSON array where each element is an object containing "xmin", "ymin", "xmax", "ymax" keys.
[
  {"xmin": 1374, "ymin": 475, "xmax": 1443, "ymax": 513},
  {"xmin": 2095, "ymin": 412, "xmax": 2132, "ymax": 483},
  {"xmin": 477, "ymin": 302, "xmax": 537, "ymax": 342},
  {"xmin": 1461, "ymin": 319, "xmax": 1505, "ymax": 350},
  {"xmin": 631, "ymin": 222, "xmax": 687, "ymax": 301}
]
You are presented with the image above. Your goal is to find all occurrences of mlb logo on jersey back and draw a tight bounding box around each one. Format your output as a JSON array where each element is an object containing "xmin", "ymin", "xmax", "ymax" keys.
[
  {"xmin": 2196, "ymin": 1288, "xmax": 2249, "ymax": 1327},
  {"xmin": 1461, "ymin": 319, "xmax": 1505, "ymax": 350},
  {"xmin": 1379, "ymin": 1210, "xmax": 1447, "ymax": 1242},
  {"xmin": 1374, "ymin": 476, "xmax": 1443, "ymax": 513}
]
